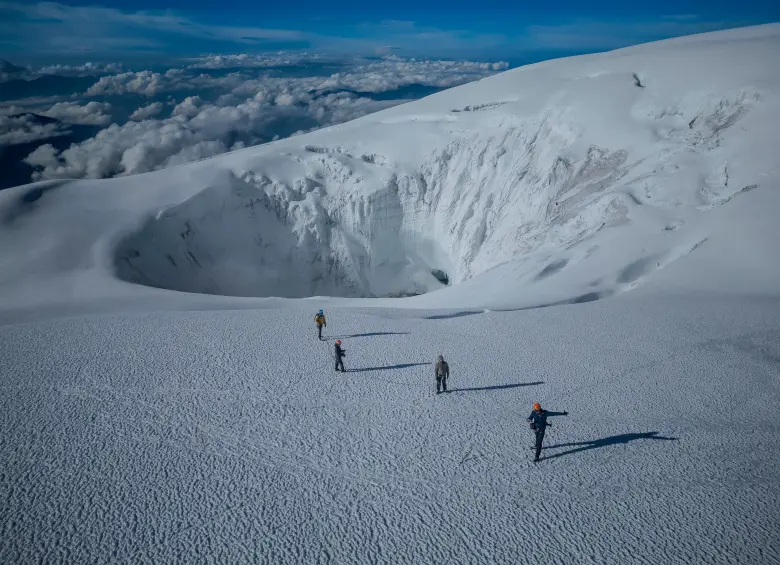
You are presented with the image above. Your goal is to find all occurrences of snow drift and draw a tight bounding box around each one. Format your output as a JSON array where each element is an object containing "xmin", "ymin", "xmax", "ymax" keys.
[{"xmin": 2, "ymin": 24, "xmax": 780, "ymax": 309}]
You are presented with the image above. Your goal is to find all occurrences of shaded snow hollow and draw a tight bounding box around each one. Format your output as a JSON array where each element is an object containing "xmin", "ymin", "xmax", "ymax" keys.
[{"xmin": 91, "ymin": 24, "xmax": 780, "ymax": 301}]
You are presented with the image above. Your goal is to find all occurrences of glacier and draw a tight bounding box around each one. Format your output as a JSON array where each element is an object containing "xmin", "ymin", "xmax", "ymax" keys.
[
  {"xmin": 2, "ymin": 25, "xmax": 779, "ymax": 307},
  {"xmin": 113, "ymin": 53, "xmax": 771, "ymax": 300}
]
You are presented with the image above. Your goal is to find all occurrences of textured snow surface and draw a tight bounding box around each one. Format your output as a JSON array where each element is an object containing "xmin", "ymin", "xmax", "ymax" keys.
[{"xmin": 2, "ymin": 296, "xmax": 779, "ymax": 565}]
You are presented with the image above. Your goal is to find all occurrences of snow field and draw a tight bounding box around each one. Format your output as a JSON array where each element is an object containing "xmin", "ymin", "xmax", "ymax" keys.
[{"xmin": 1, "ymin": 295, "xmax": 779, "ymax": 564}]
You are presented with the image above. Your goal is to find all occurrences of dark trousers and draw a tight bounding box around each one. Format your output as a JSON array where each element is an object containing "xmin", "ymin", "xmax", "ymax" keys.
[
  {"xmin": 534, "ymin": 428, "xmax": 546, "ymax": 460},
  {"xmin": 436, "ymin": 375, "xmax": 447, "ymax": 393},
  {"xmin": 318, "ymin": 325, "xmax": 323, "ymax": 339},
  {"xmin": 335, "ymin": 357, "xmax": 345, "ymax": 372}
]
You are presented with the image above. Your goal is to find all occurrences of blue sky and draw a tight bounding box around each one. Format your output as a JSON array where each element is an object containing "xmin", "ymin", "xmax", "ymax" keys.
[{"xmin": 1, "ymin": 0, "xmax": 778, "ymax": 64}]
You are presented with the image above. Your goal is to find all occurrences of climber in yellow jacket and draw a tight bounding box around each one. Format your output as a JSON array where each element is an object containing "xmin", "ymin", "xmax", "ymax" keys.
[{"xmin": 314, "ymin": 309, "xmax": 327, "ymax": 340}]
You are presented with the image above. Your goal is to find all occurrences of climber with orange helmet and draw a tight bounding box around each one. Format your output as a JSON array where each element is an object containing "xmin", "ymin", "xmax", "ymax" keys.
[
  {"xmin": 334, "ymin": 339, "xmax": 346, "ymax": 372},
  {"xmin": 527, "ymin": 402, "xmax": 568, "ymax": 462}
]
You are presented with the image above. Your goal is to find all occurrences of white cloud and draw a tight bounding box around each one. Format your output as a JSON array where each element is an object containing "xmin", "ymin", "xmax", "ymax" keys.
[
  {"xmin": 23, "ymin": 143, "xmax": 60, "ymax": 168},
  {"xmin": 193, "ymin": 54, "xmax": 251, "ymax": 68},
  {"xmin": 22, "ymin": 53, "xmax": 509, "ymax": 180},
  {"xmin": 1, "ymin": 60, "xmax": 124, "ymax": 83},
  {"xmin": 171, "ymin": 96, "xmax": 205, "ymax": 118},
  {"xmin": 186, "ymin": 52, "xmax": 327, "ymax": 70},
  {"xmin": 83, "ymin": 68, "xmax": 243, "ymax": 97},
  {"xmin": 36, "ymin": 62, "xmax": 124, "ymax": 76},
  {"xmin": 24, "ymin": 91, "xmax": 397, "ymax": 179},
  {"xmin": 0, "ymin": 101, "xmax": 109, "ymax": 147},
  {"xmin": 274, "ymin": 92, "xmax": 296, "ymax": 106},
  {"xmin": 81, "ymin": 57, "xmax": 508, "ymax": 100},
  {"xmin": 317, "ymin": 58, "xmax": 509, "ymax": 93},
  {"xmin": 0, "ymin": 114, "xmax": 69, "ymax": 145},
  {"xmin": 85, "ymin": 69, "xmax": 191, "ymax": 96},
  {"xmin": 40, "ymin": 101, "xmax": 112, "ymax": 126},
  {"xmin": 129, "ymin": 102, "xmax": 164, "ymax": 121}
]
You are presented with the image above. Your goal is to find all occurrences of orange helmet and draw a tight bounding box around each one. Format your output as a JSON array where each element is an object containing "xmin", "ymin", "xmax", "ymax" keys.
[
  {"xmin": 335, "ymin": 340, "xmax": 342, "ymax": 345},
  {"xmin": 533, "ymin": 403, "xmax": 542, "ymax": 411}
]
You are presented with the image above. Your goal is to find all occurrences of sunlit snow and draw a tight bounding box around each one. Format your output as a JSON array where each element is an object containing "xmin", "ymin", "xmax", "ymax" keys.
[{"xmin": 1, "ymin": 24, "xmax": 779, "ymax": 565}]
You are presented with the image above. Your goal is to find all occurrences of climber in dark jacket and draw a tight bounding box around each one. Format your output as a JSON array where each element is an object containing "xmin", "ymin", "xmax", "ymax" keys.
[
  {"xmin": 527, "ymin": 403, "xmax": 568, "ymax": 462},
  {"xmin": 334, "ymin": 340, "xmax": 346, "ymax": 372},
  {"xmin": 435, "ymin": 354, "xmax": 449, "ymax": 394}
]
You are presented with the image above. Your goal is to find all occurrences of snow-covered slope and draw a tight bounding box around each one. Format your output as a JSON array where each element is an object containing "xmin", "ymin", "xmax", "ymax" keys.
[
  {"xmin": 1, "ymin": 26, "xmax": 780, "ymax": 565},
  {"xmin": 2, "ymin": 24, "xmax": 779, "ymax": 312}
]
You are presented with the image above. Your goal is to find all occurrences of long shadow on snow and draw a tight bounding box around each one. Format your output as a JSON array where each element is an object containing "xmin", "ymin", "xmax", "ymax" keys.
[
  {"xmin": 492, "ymin": 291, "xmax": 614, "ymax": 314},
  {"xmin": 449, "ymin": 381, "xmax": 544, "ymax": 393},
  {"xmin": 541, "ymin": 431, "xmax": 678, "ymax": 461},
  {"xmin": 348, "ymin": 362, "xmax": 431, "ymax": 373},
  {"xmin": 326, "ymin": 332, "xmax": 410, "ymax": 340},
  {"xmin": 424, "ymin": 311, "xmax": 484, "ymax": 320}
]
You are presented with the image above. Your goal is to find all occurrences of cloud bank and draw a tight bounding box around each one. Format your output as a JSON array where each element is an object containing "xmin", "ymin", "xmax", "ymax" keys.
[
  {"xmin": 0, "ymin": 101, "xmax": 111, "ymax": 146},
  {"xmin": 14, "ymin": 54, "xmax": 508, "ymax": 182},
  {"xmin": 0, "ymin": 114, "xmax": 70, "ymax": 145}
]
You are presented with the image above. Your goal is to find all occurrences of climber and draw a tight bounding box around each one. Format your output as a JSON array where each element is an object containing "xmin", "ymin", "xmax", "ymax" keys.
[
  {"xmin": 435, "ymin": 354, "xmax": 449, "ymax": 394},
  {"xmin": 334, "ymin": 339, "xmax": 346, "ymax": 372},
  {"xmin": 315, "ymin": 309, "xmax": 327, "ymax": 340},
  {"xmin": 527, "ymin": 402, "xmax": 568, "ymax": 462}
]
